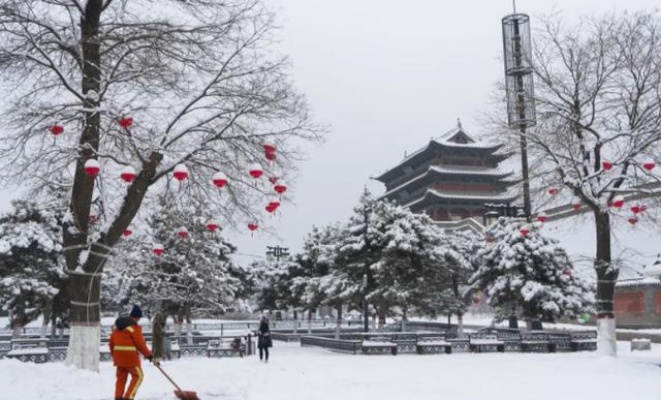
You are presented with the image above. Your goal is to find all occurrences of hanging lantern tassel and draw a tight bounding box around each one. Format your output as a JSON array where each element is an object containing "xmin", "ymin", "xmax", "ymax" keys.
[{"xmin": 248, "ymin": 223, "xmax": 258, "ymax": 237}]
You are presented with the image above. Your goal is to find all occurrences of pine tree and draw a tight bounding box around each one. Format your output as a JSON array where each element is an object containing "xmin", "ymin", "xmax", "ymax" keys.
[
  {"xmin": 0, "ymin": 200, "xmax": 67, "ymax": 336},
  {"xmin": 469, "ymin": 218, "xmax": 594, "ymax": 324}
]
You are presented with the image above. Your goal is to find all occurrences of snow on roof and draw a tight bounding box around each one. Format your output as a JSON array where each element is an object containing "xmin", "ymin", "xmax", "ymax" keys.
[
  {"xmin": 615, "ymin": 277, "xmax": 661, "ymax": 288},
  {"xmin": 402, "ymin": 188, "xmax": 518, "ymax": 208},
  {"xmin": 643, "ymin": 261, "xmax": 661, "ymax": 277}
]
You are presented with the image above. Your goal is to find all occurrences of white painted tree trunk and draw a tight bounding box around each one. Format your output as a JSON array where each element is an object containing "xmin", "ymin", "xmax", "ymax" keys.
[
  {"xmin": 174, "ymin": 322, "xmax": 183, "ymax": 337},
  {"xmin": 186, "ymin": 321, "xmax": 193, "ymax": 345},
  {"xmin": 65, "ymin": 325, "xmax": 101, "ymax": 372},
  {"xmin": 12, "ymin": 324, "xmax": 22, "ymax": 337},
  {"xmin": 597, "ymin": 318, "xmax": 617, "ymax": 356},
  {"xmin": 40, "ymin": 321, "xmax": 48, "ymax": 338},
  {"xmin": 457, "ymin": 314, "xmax": 464, "ymax": 334}
]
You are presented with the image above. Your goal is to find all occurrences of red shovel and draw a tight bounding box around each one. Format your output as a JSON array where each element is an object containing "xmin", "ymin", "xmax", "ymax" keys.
[{"xmin": 155, "ymin": 364, "xmax": 200, "ymax": 400}]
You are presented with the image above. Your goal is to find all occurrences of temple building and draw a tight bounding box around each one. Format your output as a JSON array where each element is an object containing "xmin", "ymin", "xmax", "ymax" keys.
[{"xmin": 375, "ymin": 123, "xmax": 518, "ymax": 229}]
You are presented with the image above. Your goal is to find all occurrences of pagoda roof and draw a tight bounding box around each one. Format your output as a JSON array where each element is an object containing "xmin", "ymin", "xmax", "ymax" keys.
[
  {"xmin": 374, "ymin": 126, "xmax": 507, "ymax": 183},
  {"xmin": 402, "ymin": 188, "xmax": 519, "ymax": 209},
  {"xmin": 380, "ymin": 165, "xmax": 514, "ymax": 199}
]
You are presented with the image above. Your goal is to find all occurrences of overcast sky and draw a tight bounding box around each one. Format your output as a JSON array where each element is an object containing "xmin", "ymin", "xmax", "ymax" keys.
[{"xmin": 1, "ymin": 0, "xmax": 659, "ymax": 264}]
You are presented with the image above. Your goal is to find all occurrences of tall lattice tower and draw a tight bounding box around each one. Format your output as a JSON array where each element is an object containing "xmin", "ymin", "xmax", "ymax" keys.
[{"xmin": 502, "ymin": 6, "xmax": 536, "ymax": 221}]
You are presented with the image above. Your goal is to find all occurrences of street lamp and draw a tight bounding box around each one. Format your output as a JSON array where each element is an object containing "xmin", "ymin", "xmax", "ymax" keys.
[{"xmin": 363, "ymin": 273, "xmax": 369, "ymax": 333}]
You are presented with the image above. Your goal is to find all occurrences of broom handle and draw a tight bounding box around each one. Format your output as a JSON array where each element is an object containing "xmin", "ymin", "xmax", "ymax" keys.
[{"xmin": 155, "ymin": 364, "xmax": 185, "ymax": 394}]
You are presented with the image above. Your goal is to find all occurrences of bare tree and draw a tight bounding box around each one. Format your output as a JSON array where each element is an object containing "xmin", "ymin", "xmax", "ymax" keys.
[
  {"xmin": 521, "ymin": 11, "xmax": 661, "ymax": 356},
  {"xmin": 0, "ymin": 0, "xmax": 322, "ymax": 370}
]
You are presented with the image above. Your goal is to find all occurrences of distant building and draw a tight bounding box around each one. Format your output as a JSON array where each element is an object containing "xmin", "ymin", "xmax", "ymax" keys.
[
  {"xmin": 374, "ymin": 123, "xmax": 518, "ymax": 229},
  {"xmin": 614, "ymin": 256, "xmax": 661, "ymax": 328}
]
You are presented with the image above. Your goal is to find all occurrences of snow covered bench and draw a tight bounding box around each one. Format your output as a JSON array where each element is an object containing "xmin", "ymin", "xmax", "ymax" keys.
[
  {"xmin": 361, "ymin": 340, "xmax": 398, "ymax": 355},
  {"xmin": 570, "ymin": 331, "xmax": 597, "ymax": 352},
  {"xmin": 206, "ymin": 338, "xmax": 245, "ymax": 358},
  {"xmin": 520, "ymin": 332, "xmax": 551, "ymax": 353},
  {"xmin": 416, "ymin": 337, "xmax": 452, "ymax": 355},
  {"xmin": 6, "ymin": 338, "xmax": 49, "ymax": 363},
  {"xmin": 469, "ymin": 334, "xmax": 505, "ymax": 353}
]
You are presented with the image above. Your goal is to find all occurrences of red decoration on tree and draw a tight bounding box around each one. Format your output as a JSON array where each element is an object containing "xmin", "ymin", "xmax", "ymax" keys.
[
  {"xmin": 268, "ymin": 199, "xmax": 281, "ymax": 209},
  {"xmin": 274, "ymin": 182, "xmax": 287, "ymax": 194},
  {"xmin": 177, "ymin": 227, "xmax": 189, "ymax": 239},
  {"xmin": 563, "ymin": 269, "xmax": 573, "ymax": 276},
  {"xmin": 519, "ymin": 226, "xmax": 530, "ymax": 236},
  {"xmin": 631, "ymin": 205, "xmax": 642, "ymax": 214},
  {"xmin": 122, "ymin": 229, "xmax": 132, "ymax": 237},
  {"xmin": 206, "ymin": 221, "xmax": 220, "ymax": 232},
  {"xmin": 249, "ymin": 163, "xmax": 263, "ymax": 179},
  {"xmin": 265, "ymin": 152, "xmax": 276, "ymax": 161},
  {"xmin": 268, "ymin": 176, "xmax": 279, "ymax": 184},
  {"xmin": 212, "ymin": 172, "xmax": 228, "ymax": 188},
  {"xmin": 84, "ymin": 159, "xmax": 100, "ymax": 178},
  {"xmin": 263, "ymin": 143, "xmax": 276, "ymax": 154},
  {"xmin": 602, "ymin": 161, "xmax": 612, "ymax": 171},
  {"xmin": 248, "ymin": 223, "xmax": 258, "ymax": 237},
  {"xmin": 643, "ymin": 158, "xmax": 655, "ymax": 171},
  {"xmin": 89, "ymin": 214, "xmax": 98, "ymax": 223},
  {"xmin": 571, "ymin": 198, "xmax": 581, "ymax": 211},
  {"xmin": 49, "ymin": 125, "xmax": 64, "ymax": 136},
  {"xmin": 120, "ymin": 166, "xmax": 137, "ymax": 183},
  {"xmin": 640, "ymin": 204, "xmax": 648, "ymax": 212},
  {"xmin": 536, "ymin": 212, "xmax": 547, "ymax": 223},
  {"xmin": 612, "ymin": 195, "xmax": 625, "ymax": 209},
  {"xmin": 628, "ymin": 216, "xmax": 639, "ymax": 225},
  {"xmin": 173, "ymin": 164, "xmax": 189, "ymax": 181},
  {"xmin": 152, "ymin": 244, "xmax": 164, "ymax": 256},
  {"xmin": 548, "ymin": 187, "xmax": 559, "ymax": 196},
  {"xmin": 265, "ymin": 204, "xmax": 277, "ymax": 213},
  {"xmin": 118, "ymin": 117, "xmax": 133, "ymax": 128}
]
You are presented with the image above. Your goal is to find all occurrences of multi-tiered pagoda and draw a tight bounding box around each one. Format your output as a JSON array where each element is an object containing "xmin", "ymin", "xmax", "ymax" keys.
[{"xmin": 375, "ymin": 123, "xmax": 517, "ymax": 227}]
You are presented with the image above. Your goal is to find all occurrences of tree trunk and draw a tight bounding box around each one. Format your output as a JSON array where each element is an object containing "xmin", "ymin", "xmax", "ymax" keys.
[
  {"xmin": 307, "ymin": 309, "xmax": 313, "ymax": 334},
  {"xmin": 293, "ymin": 309, "xmax": 298, "ymax": 335},
  {"xmin": 185, "ymin": 311, "xmax": 193, "ymax": 345},
  {"xmin": 594, "ymin": 211, "xmax": 617, "ymax": 356},
  {"xmin": 377, "ymin": 304, "xmax": 386, "ymax": 330},
  {"xmin": 334, "ymin": 304, "xmax": 342, "ymax": 340},
  {"xmin": 401, "ymin": 310, "xmax": 407, "ymax": 333},
  {"xmin": 173, "ymin": 313, "xmax": 183, "ymax": 337},
  {"xmin": 457, "ymin": 313, "xmax": 464, "ymax": 335}
]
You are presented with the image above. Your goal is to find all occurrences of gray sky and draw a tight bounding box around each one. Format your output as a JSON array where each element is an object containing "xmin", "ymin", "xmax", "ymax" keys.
[{"xmin": 1, "ymin": 0, "xmax": 659, "ymax": 264}]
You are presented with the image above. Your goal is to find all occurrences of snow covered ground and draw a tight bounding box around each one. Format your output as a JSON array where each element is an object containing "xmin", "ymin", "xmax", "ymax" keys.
[{"xmin": 2, "ymin": 341, "xmax": 660, "ymax": 400}]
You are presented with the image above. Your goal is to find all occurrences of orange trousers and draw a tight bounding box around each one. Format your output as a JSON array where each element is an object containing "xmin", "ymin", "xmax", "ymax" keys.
[{"xmin": 115, "ymin": 365, "xmax": 144, "ymax": 399}]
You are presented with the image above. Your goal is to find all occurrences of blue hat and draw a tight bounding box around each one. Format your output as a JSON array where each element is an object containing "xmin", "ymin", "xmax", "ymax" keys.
[{"xmin": 130, "ymin": 304, "xmax": 143, "ymax": 319}]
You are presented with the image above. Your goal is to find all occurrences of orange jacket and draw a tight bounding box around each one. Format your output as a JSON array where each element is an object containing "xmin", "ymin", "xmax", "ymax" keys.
[{"xmin": 109, "ymin": 316, "xmax": 152, "ymax": 367}]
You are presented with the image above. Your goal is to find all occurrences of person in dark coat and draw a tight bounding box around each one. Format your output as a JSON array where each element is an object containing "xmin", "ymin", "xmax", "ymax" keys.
[{"xmin": 257, "ymin": 315, "xmax": 272, "ymax": 362}]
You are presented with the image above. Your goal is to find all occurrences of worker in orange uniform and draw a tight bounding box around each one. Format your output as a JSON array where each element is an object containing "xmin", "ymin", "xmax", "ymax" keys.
[{"xmin": 109, "ymin": 304, "xmax": 158, "ymax": 400}]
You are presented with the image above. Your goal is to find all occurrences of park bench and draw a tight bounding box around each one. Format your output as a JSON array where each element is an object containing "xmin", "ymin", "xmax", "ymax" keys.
[
  {"xmin": 415, "ymin": 337, "xmax": 452, "ymax": 355},
  {"xmin": 548, "ymin": 333, "xmax": 572, "ymax": 352},
  {"xmin": 206, "ymin": 338, "xmax": 245, "ymax": 358},
  {"xmin": 469, "ymin": 333, "xmax": 505, "ymax": 353},
  {"xmin": 6, "ymin": 338, "xmax": 49, "ymax": 363},
  {"xmin": 361, "ymin": 338, "xmax": 398, "ymax": 355},
  {"xmin": 520, "ymin": 332, "xmax": 551, "ymax": 353},
  {"xmin": 570, "ymin": 331, "xmax": 597, "ymax": 351}
]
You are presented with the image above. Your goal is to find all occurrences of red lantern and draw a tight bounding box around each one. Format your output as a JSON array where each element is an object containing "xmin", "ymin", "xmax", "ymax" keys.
[
  {"xmin": 274, "ymin": 182, "xmax": 287, "ymax": 194},
  {"xmin": 120, "ymin": 166, "xmax": 137, "ymax": 183},
  {"xmin": 84, "ymin": 159, "xmax": 100, "ymax": 178},
  {"xmin": 602, "ymin": 161, "xmax": 613, "ymax": 171},
  {"xmin": 268, "ymin": 176, "xmax": 279, "ymax": 184},
  {"xmin": 631, "ymin": 205, "xmax": 641, "ymax": 214},
  {"xmin": 49, "ymin": 125, "xmax": 64, "ymax": 136},
  {"xmin": 89, "ymin": 214, "xmax": 98, "ymax": 223},
  {"xmin": 263, "ymin": 143, "xmax": 276, "ymax": 154},
  {"xmin": 119, "ymin": 117, "xmax": 133, "ymax": 128},
  {"xmin": 249, "ymin": 163, "xmax": 263, "ymax": 179},
  {"xmin": 265, "ymin": 204, "xmax": 276, "ymax": 213},
  {"xmin": 248, "ymin": 223, "xmax": 258, "ymax": 237},
  {"xmin": 268, "ymin": 199, "xmax": 281, "ymax": 209},
  {"xmin": 206, "ymin": 221, "xmax": 220, "ymax": 232},
  {"xmin": 563, "ymin": 269, "xmax": 573, "ymax": 276},
  {"xmin": 177, "ymin": 227, "xmax": 189, "ymax": 239},
  {"xmin": 122, "ymin": 229, "xmax": 132, "ymax": 237},
  {"xmin": 152, "ymin": 244, "xmax": 164, "ymax": 256},
  {"xmin": 212, "ymin": 172, "xmax": 228, "ymax": 188},
  {"xmin": 536, "ymin": 212, "xmax": 547, "ymax": 223},
  {"xmin": 519, "ymin": 226, "xmax": 530, "ymax": 236},
  {"xmin": 265, "ymin": 152, "xmax": 276, "ymax": 161},
  {"xmin": 173, "ymin": 164, "xmax": 189, "ymax": 181},
  {"xmin": 643, "ymin": 158, "xmax": 655, "ymax": 171},
  {"xmin": 628, "ymin": 216, "xmax": 639, "ymax": 225},
  {"xmin": 548, "ymin": 187, "xmax": 559, "ymax": 196},
  {"xmin": 571, "ymin": 198, "xmax": 581, "ymax": 211},
  {"xmin": 612, "ymin": 195, "xmax": 625, "ymax": 209}
]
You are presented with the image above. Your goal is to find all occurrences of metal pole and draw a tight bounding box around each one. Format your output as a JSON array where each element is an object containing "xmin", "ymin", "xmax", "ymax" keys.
[
  {"xmin": 363, "ymin": 273, "xmax": 369, "ymax": 333},
  {"xmin": 520, "ymin": 127, "xmax": 532, "ymax": 221}
]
